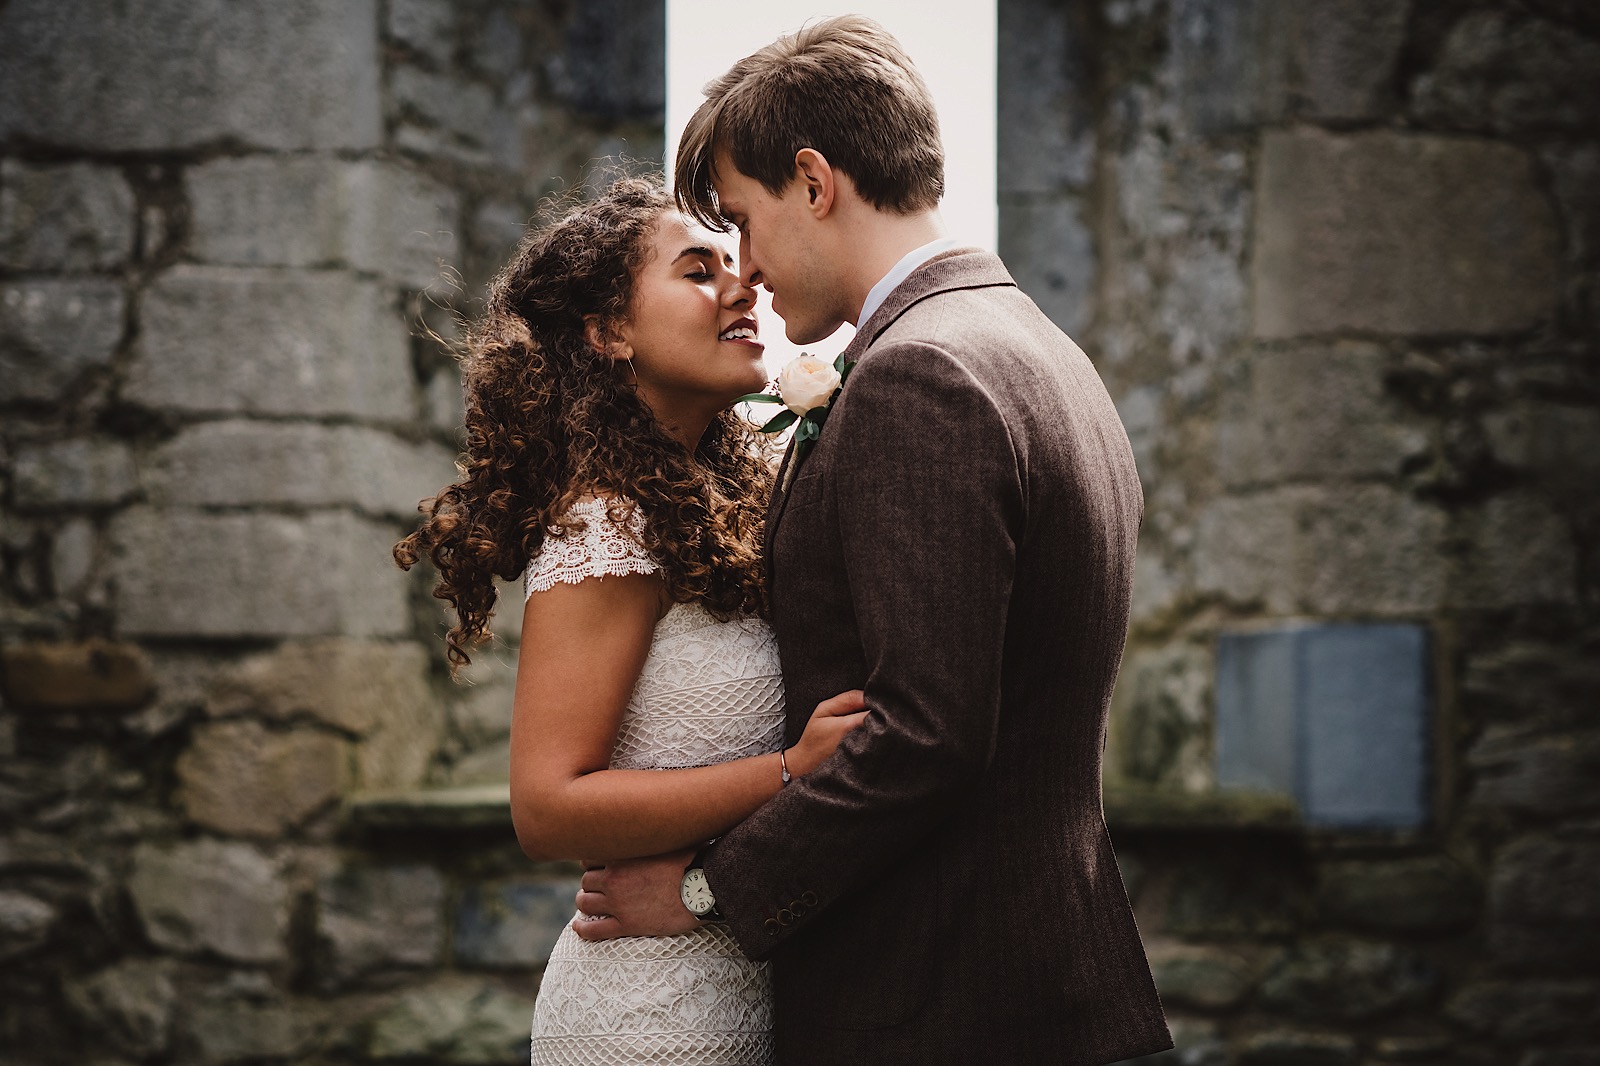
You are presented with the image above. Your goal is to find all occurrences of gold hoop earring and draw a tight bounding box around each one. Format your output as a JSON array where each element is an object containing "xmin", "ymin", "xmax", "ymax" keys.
[{"xmin": 623, "ymin": 358, "xmax": 638, "ymax": 386}]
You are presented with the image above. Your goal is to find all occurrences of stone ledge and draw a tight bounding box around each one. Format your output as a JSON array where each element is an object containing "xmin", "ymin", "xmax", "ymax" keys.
[
  {"xmin": 346, "ymin": 783, "xmax": 1303, "ymax": 836},
  {"xmin": 1105, "ymin": 786, "xmax": 1301, "ymax": 832},
  {"xmin": 344, "ymin": 784, "xmax": 512, "ymax": 833}
]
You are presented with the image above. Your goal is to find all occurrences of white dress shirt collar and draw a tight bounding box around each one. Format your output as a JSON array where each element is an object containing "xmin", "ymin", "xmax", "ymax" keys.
[{"xmin": 857, "ymin": 237, "xmax": 960, "ymax": 330}]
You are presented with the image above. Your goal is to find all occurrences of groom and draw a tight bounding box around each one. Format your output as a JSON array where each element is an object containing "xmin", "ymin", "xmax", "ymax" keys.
[{"xmin": 573, "ymin": 16, "xmax": 1171, "ymax": 1063}]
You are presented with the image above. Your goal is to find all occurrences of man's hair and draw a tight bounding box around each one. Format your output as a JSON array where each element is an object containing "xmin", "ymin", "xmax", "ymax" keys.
[{"xmin": 674, "ymin": 15, "xmax": 945, "ymax": 229}]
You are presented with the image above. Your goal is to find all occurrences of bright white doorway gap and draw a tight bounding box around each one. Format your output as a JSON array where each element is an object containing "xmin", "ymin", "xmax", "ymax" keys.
[{"xmin": 666, "ymin": 0, "xmax": 998, "ymax": 378}]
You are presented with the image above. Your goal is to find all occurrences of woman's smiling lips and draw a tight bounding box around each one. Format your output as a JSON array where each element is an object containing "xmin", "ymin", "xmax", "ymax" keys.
[{"xmin": 718, "ymin": 317, "xmax": 764, "ymax": 351}]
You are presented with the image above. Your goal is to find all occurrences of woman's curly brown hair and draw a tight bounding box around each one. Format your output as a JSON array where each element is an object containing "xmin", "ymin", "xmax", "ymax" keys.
[{"xmin": 394, "ymin": 177, "xmax": 776, "ymax": 670}]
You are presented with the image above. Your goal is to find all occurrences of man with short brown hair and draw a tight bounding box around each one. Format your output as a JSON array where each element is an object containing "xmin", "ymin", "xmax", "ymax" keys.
[{"xmin": 575, "ymin": 16, "xmax": 1172, "ymax": 1063}]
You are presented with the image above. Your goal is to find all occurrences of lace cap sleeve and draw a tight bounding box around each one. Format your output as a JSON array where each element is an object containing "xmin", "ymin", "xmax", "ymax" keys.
[{"xmin": 524, "ymin": 496, "xmax": 659, "ymax": 598}]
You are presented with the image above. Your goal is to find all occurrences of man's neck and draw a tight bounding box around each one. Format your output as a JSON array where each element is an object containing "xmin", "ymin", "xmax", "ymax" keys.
[{"xmin": 840, "ymin": 208, "xmax": 948, "ymax": 326}]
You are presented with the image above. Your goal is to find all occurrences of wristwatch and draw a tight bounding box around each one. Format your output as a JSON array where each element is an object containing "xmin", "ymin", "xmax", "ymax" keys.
[{"xmin": 680, "ymin": 855, "xmax": 722, "ymax": 921}]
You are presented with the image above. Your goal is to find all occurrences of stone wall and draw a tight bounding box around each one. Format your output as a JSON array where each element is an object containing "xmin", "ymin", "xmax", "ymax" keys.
[
  {"xmin": 0, "ymin": 1, "xmax": 661, "ymax": 1062},
  {"xmin": 1002, "ymin": 1, "xmax": 1599, "ymax": 1063}
]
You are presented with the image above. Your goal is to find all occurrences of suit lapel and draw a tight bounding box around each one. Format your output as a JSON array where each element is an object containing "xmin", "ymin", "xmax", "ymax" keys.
[{"xmin": 762, "ymin": 248, "xmax": 1019, "ymax": 593}]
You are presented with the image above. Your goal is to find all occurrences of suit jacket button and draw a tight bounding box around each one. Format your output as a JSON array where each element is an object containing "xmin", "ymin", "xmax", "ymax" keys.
[
  {"xmin": 777, "ymin": 908, "xmax": 794, "ymax": 926},
  {"xmin": 801, "ymin": 891, "xmax": 818, "ymax": 907},
  {"xmin": 765, "ymin": 918, "xmax": 781, "ymax": 936}
]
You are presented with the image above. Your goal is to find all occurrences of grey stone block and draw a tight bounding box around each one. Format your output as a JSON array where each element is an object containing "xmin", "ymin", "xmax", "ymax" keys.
[
  {"xmin": 183, "ymin": 998, "xmax": 310, "ymax": 1063},
  {"xmin": 1488, "ymin": 836, "xmax": 1600, "ymax": 967},
  {"xmin": 63, "ymin": 958, "xmax": 177, "ymax": 1059},
  {"xmin": 0, "ymin": 279, "xmax": 125, "ymax": 403},
  {"xmin": 1216, "ymin": 622, "xmax": 1431, "ymax": 829},
  {"xmin": 388, "ymin": 0, "xmax": 456, "ymax": 65},
  {"xmin": 1257, "ymin": 938, "xmax": 1438, "ymax": 1021},
  {"xmin": 128, "ymin": 838, "xmax": 289, "ymax": 962},
  {"xmin": 1470, "ymin": 727, "xmax": 1600, "ymax": 817},
  {"xmin": 1252, "ymin": 130, "xmax": 1562, "ymax": 338},
  {"xmin": 127, "ymin": 267, "xmax": 413, "ymax": 420},
  {"xmin": 997, "ymin": 0, "xmax": 1095, "ymax": 193},
  {"xmin": 1450, "ymin": 491, "xmax": 1579, "ymax": 609},
  {"xmin": 111, "ymin": 508, "xmax": 412, "ymax": 639},
  {"xmin": 188, "ymin": 158, "xmax": 461, "ymax": 290},
  {"xmin": 391, "ymin": 67, "xmax": 509, "ymax": 169},
  {"xmin": 454, "ymin": 877, "xmax": 579, "ymax": 968},
  {"xmin": 1411, "ymin": 10, "xmax": 1600, "ymax": 135},
  {"xmin": 1193, "ymin": 486, "xmax": 1449, "ymax": 615},
  {"xmin": 553, "ymin": 0, "xmax": 666, "ymax": 121},
  {"xmin": 0, "ymin": 0, "xmax": 381, "ymax": 151},
  {"xmin": 145, "ymin": 421, "xmax": 457, "ymax": 519},
  {"xmin": 364, "ymin": 977, "xmax": 531, "ymax": 1063},
  {"xmin": 1315, "ymin": 856, "xmax": 1480, "ymax": 933},
  {"xmin": 1215, "ymin": 342, "xmax": 1430, "ymax": 487},
  {"xmin": 175, "ymin": 719, "xmax": 348, "ymax": 837},
  {"xmin": 316, "ymin": 865, "xmax": 445, "ymax": 986},
  {"xmin": 12, "ymin": 439, "xmax": 137, "ymax": 510},
  {"xmin": 998, "ymin": 194, "xmax": 1095, "ymax": 336},
  {"xmin": 0, "ymin": 160, "xmax": 136, "ymax": 271},
  {"xmin": 0, "ymin": 889, "xmax": 56, "ymax": 960},
  {"xmin": 1107, "ymin": 643, "xmax": 1212, "ymax": 791}
]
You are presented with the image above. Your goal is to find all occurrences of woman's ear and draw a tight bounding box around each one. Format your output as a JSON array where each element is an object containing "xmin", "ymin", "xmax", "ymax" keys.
[{"xmin": 584, "ymin": 316, "xmax": 633, "ymax": 362}]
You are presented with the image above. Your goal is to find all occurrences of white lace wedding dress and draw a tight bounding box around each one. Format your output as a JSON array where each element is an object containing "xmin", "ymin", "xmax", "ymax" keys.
[{"xmin": 525, "ymin": 497, "xmax": 781, "ymax": 1066}]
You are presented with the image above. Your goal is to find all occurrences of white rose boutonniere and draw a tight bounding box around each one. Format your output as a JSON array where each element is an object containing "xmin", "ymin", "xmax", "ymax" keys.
[{"xmin": 738, "ymin": 352, "xmax": 855, "ymax": 456}]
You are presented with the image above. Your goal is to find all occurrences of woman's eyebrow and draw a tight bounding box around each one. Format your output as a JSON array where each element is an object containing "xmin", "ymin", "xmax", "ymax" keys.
[{"xmin": 672, "ymin": 245, "xmax": 717, "ymax": 264}]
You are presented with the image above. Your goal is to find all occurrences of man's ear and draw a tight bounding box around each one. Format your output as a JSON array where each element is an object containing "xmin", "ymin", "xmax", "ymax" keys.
[
  {"xmin": 584, "ymin": 316, "xmax": 633, "ymax": 361},
  {"xmin": 793, "ymin": 148, "xmax": 835, "ymax": 219}
]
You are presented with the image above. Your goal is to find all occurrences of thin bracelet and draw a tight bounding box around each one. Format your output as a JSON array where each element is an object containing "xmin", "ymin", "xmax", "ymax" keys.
[{"xmin": 778, "ymin": 747, "xmax": 792, "ymax": 786}]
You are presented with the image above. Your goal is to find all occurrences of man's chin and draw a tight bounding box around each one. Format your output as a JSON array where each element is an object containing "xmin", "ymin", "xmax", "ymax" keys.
[{"xmin": 784, "ymin": 318, "xmax": 846, "ymax": 346}]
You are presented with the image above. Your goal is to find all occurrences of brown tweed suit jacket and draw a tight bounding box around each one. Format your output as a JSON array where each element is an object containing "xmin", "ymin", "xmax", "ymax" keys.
[{"xmin": 702, "ymin": 249, "xmax": 1171, "ymax": 1064}]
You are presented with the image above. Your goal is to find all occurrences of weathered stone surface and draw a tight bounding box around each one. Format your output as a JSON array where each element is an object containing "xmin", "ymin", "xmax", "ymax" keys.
[
  {"xmin": 388, "ymin": 0, "xmax": 456, "ymax": 65},
  {"xmin": 1411, "ymin": 10, "xmax": 1600, "ymax": 135},
  {"xmin": 175, "ymin": 720, "xmax": 348, "ymax": 837},
  {"xmin": 1166, "ymin": 853, "xmax": 1302, "ymax": 938},
  {"xmin": 0, "ymin": 160, "xmax": 136, "ymax": 271},
  {"xmin": 129, "ymin": 838, "xmax": 288, "ymax": 962},
  {"xmin": 127, "ymin": 267, "xmax": 413, "ymax": 420},
  {"xmin": 1484, "ymin": 400, "xmax": 1600, "ymax": 487},
  {"xmin": 111, "ymin": 509, "xmax": 412, "ymax": 639},
  {"xmin": 0, "ymin": 280, "xmax": 125, "ymax": 404},
  {"xmin": 1252, "ymin": 130, "xmax": 1562, "ymax": 338},
  {"xmin": 1446, "ymin": 980, "xmax": 1600, "ymax": 1041},
  {"xmin": 316, "ymin": 865, "xmax": 445, "ymax": 986},
  {"xmin": 443, "ymin": 739, "xmax": 512, "ymax": 786},
  {"xmin": 999, "ymin": 195, "xmax": 1095, "ymax": 336},
  {"xmin": 392, "ymin": 66, "xmax": 505, "ymax": 167},
  {"xmin": 1107, "ymin": 643, "xmax": 1211, "ymax": 791},
  {"xmin": 363, "ymin": 977, "xmax": 530, "ymax": 1063},
  {"xmin": 1237, "ymin": 1028, "xmax": 1359, "ymax": 1066},
  {"xmin": 184, "ymin": 998, "xmax": 311, "ymax": 1063},
  {"xmin": 1144, "ymin": 1017, "xmax": 1228, "ymax": 1066},
  {"xmin": 0, "ymin": 0, "xmax": 381, "ymax": 151},
  {"xmin": 52, "ymin": 517, "xmax": 98, "ymax": 596},
  {"xmin": 1173, "ymin": 0, "xmax": 1409, "ymax": 131},
  {"xmin": 454, "ymin": 877, "xmax": 579, "ymax": 968},
  {"xmin": 146, "ymin": 421, "xmax": 456, "ymax": 519},
  {"xmin": 1371, "ymin": 1030, "xmax": 1454, "ymax": 1061},
  {"xmin": 1315, "ymin": 855, "xmax": 1480, "ymax": 933},
  {"xmin": 0, "ymin": 889, "xmax": 56, "ymax": 960},
  {"xmin": 1193, "ymin": 486, "xmax": 1449, "ymax": 615},
  {"xmin": 0, "ymin": 640, "xmax": 155, "ymax": 711},
  {"xmin": 12, "ymin": 439, "xmax": 137, "ymax": 510},
  {"xmin": 1258, "ymin": 939, "xmax": 1438, "ymax": 1020},
  {"xmin": 208, "ymin": 639, "xmax": 441, "ymax": 790},
  {"xmin": 1541, "ymin": 142, "xmax": 1600, "ymax": 266},
  {"xmin": 187, "ymin": 158, "xmax": 461, "ymax": 290},
  {"xmin": 1489, "ymin": 837, "xmax": 1600, "ymax": 967},
  {"xmin": 1216, "ymin": 343, "xmax": 1429, "ymax": 487},
  {"xmin": 1470, "ymin": 728, "xmax": 1600, "ymax": 816},
  {"xmin": 1148, "ymin": 943, "xmax": 1260, "ymax": 1009},
  {"xmin": 551, "ymin": 0, "xmax": 666, "ymax": 121},
  {"xmin": 1450, "ymin": 492, "xmax": 1578, "ymax": 609},
  {"xmin": 998, "ymin": 0, "xmax": 1094, "ymax": 192},
  {"xmin": 63, "ymin": 958, "xmax": 176, "ymax": 1058}
]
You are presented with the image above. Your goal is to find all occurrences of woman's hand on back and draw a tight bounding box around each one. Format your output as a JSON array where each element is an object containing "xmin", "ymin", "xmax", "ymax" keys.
[{"xmin": 786, "ymin": 689, "xmax": 868, "ymax": 776}]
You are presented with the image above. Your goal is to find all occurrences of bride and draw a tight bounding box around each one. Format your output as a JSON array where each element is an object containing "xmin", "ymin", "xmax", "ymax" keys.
[{"xmin": 394, "ymin": 177, "xmax": 866, "ymax": 1065}]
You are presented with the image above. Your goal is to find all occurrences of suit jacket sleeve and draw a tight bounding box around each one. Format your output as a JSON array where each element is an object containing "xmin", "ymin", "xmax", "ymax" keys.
[{"xmin": 704, "ymin": 340, "xmax": 1023, "ymax": 959}]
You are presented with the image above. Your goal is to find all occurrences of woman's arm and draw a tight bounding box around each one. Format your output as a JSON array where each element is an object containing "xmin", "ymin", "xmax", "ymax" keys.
[{"xmin": 508, "ymin": 571, "xmax": 862, "ymax": 862}]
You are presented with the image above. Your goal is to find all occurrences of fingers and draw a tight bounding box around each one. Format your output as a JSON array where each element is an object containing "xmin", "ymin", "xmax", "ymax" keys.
[
  {"xmin": 571, "ymin": 913, "xmax": 626, "ymax": 941},
  {"xmin": 580, "ymin": 867, "xmax": 609, "ymax": 893},
  {"xmin": 575, "ymin": 888, "xmax": 609, "ymax": 916},
  {"xmin": 815, "ymin": 688, "xmax": 867, "ymax": 717}
]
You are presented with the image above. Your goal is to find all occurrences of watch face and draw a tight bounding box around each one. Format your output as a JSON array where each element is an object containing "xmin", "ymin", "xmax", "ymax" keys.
[{"xmin": 680, "ymin": 868, "xmax": 716, "ymax": 916}]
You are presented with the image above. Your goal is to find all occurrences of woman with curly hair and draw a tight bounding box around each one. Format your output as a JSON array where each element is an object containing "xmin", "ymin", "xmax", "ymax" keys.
[{"xmin": 394, "ymin": 177, "xmax": 864, "ymax": 1064}]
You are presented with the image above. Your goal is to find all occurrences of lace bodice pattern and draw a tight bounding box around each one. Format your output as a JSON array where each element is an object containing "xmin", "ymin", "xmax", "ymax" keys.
[{"xmin": 525, "ymin": 497, "xmax": 782, "ymax": 1066}]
